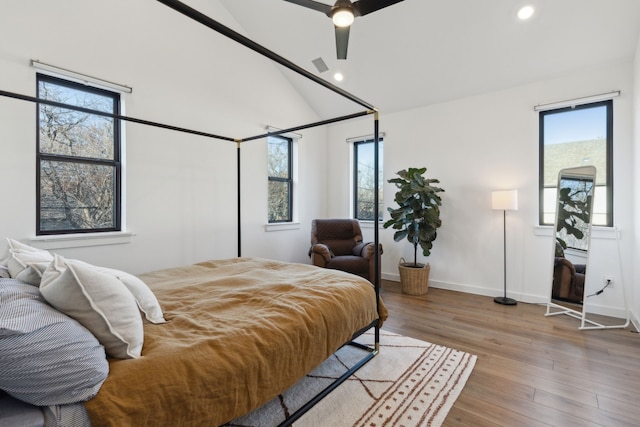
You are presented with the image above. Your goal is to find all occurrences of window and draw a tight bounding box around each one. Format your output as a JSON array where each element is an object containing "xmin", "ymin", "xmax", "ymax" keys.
[
  {"xmin": 37, "ymin": 74, "xmax": 121, "ymax": 235},
  {"xmin": 267, "ymin": 135, "xmax": 292, "ymax": 223},
  {"xmin": 354, "ymin": 137, "xmax": 383, "ymax": 221},
  {"xmin": 539, "ymin": 100, "xmax": 612, "ymax": 226}
]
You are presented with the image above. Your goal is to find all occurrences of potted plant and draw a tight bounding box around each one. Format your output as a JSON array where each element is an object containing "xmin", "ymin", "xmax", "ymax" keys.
[{"xmin": 383, "ymin": 167, "xmax": 444, "ymax": 295}]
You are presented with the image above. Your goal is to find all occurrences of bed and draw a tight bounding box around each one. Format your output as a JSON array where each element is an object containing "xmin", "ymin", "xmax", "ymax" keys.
[{"xmin": 1, "ymin": 252, "xmax": 386, "ymax": 426}]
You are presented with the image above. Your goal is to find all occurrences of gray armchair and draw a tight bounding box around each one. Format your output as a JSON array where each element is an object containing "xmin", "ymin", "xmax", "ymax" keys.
[{"xmin": 309, "ymin": 219, "xmax": 382, "ymax": 283}]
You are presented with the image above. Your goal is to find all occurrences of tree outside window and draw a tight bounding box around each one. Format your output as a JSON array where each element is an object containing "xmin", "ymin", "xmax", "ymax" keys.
[
  {"xmin": 37, "ymin": 74, "xmax": 121, "ymax": 234},
  {"xmin": 354, "ymin": 138, "xmax": 383, "ymax": 221},
  {"xmin": 267, "ymin": 135, "xmax": 292, "ymax": 223}
]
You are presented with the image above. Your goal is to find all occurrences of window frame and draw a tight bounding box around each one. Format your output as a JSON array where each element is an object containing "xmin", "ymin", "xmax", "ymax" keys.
[
  {"xmin": 36, "ymin": 73, "xmax": 122, "ymax": 235},
  {"xmin": 353, "ymin": 137, "xmax": 383, "ymax": 221},
  {"xmin": 267, "ymin": 134, "xmax": 293, "ymax": 223},
  {"xmin": 538, "ymin": 100, "xmax": 613, "ymax": 227}
]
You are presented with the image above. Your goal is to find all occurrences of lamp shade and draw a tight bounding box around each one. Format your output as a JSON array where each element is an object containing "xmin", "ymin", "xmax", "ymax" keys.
[{"xmin": 492, "ymin": 190, "xmax": 518, "ymax": 211}]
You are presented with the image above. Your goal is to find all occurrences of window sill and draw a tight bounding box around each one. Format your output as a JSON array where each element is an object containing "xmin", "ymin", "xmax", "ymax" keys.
[
  {"xmin": 265, "ymin": 222, "xmax": 300, "ymax": 232},
  {"xmin": 29, "ymin": 231, "xmax": 134, "ymax": 250},
  {"xmin": 358, "ymin": 220, "xmax": 384, "ymax": 229},
  {"xmin": 533, "ymin": 225, "xmax": 619, "ymax": 240}
]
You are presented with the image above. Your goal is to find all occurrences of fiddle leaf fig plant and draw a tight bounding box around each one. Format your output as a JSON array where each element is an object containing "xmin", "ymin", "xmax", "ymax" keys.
[
  {"xmin": 383, "ymin": 167, "xmax": 444, "ymax": 267},
  {"xmin": 555, "ymin": 185, "xmax": 592, "ymax": 256}
]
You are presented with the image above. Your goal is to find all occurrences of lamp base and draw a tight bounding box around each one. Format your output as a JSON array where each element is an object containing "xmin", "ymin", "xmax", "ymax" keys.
[{"xmin": 494, "ymin": 296, "xmax": 517, "ymax": 306}]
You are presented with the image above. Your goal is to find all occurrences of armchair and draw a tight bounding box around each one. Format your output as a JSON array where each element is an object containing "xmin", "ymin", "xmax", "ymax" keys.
[
  {"xmin": 552, "ymin": 257, "xmax": 586, "ymax": 304},
  {"xmin": 309, "ymin": 219, "xmax": 382, "ymax": 283}
]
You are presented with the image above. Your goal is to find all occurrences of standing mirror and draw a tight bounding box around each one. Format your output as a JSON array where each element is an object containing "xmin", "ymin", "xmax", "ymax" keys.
[{"xmin": 545, "ymin": 166, "xmax": 596, "ymax": 326}]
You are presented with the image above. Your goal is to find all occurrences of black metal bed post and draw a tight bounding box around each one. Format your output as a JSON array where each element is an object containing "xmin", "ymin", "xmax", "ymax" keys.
[
  {"xmin": 373, "ymin": 110, "xmax": 381, "ymax": 351},
  {"xmin": 241, "ymin": 110, "xmax": 372, "ymax": 142},
  {"xmin": 0, "ymin": 89, "xmax": 236, "ymax": 142},
  {"xmin": 236, "ymin": 140, "xmax": 242, "ymax": 258}
]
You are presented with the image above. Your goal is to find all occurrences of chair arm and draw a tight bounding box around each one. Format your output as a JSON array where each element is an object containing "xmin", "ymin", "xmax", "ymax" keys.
[
  {"xmin": 556, "ymin": 257, "xmax": 576, "ymax": 275},
  {"xmin": 309, "ymin": 243, "xmax": 332, "ymax": 263},
  {"xmin": 354, "ymin": 242, "xmax": 383, "ymax": 259}
]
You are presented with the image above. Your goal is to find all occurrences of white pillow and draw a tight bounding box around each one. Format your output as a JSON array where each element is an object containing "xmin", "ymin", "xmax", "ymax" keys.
[
  {"xmin": 79, "ymin": 262, "xmax": 166, "ymax": 324},
  {"xmin": 5, "ymin": 238, "xmax": 53, "ymax": 286},
  {"xmin": 40, "ymin": 254, "xmax": 144, "ymax": 359},
  {"xmin": 50, "ymin": 257, "xmax": 166, "ymax": 324}
]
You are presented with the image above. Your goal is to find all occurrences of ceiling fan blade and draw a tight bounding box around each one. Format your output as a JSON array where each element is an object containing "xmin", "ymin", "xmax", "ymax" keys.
[
  {"xmin": 283, "ymin": 0, "xmax": 332, "ymax": 15},
  {"xmin": 353, "ymin": 0, "xmax": 404, "ymax": 17},
  {"xmin": 335, "ymin": 25, "xmax": 350, "ymax": 60}
]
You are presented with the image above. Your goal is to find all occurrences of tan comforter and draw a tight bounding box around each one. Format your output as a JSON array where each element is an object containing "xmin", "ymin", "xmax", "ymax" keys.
[{"xmin": 84, "ymin": 257, "xmax": 387, "ymax": 426}]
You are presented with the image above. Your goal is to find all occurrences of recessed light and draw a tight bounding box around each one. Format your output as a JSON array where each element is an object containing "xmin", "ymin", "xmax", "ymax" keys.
[
  {"xmin": 517, "ymin": 5, "xmax": 535, "ymax": 20},
  {"xmin": 333, "ymin": 72, "xmax": 344, "ymax": 82}
]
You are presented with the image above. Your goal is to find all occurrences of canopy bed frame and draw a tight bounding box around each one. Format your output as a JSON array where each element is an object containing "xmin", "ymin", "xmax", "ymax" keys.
[{"xmin": 0, "ymin": 0, "xmax": 382, "ymax": 425}]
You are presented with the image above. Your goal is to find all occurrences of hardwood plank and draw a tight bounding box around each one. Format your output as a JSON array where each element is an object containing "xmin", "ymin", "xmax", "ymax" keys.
[
  {"xmin": 533, "ymin": 389, "xmax": 638, "ymax": 427},
  {"xmin": 379, "ymin": 281, "xmax": 640, "ymax": 426}
]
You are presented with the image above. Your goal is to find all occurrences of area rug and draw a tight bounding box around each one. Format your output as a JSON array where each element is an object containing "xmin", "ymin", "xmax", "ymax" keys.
[{"xmin": 224, "ymin": 329, "xmax": 476, "ymax": 427}]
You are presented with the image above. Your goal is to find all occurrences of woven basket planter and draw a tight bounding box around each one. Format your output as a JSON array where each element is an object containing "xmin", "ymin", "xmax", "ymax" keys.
[{"xmin": 398, "ymin": 258, "xmax": 431, "ymax": 295}]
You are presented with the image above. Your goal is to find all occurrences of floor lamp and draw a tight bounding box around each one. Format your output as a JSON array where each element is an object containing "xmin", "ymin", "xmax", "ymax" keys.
[{"xmin": 492, "ymin": 189, "xmax": 518, "ymax": 306}]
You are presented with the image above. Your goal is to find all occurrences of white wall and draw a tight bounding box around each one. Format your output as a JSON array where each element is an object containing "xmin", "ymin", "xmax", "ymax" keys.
[
  {"xmin": 632, "ymin": 32, "xmax": 640, "ymax": 329},
  {"xmin": 0, "ymin": 0, "xmax": 328, "ymax": 273},
  {"xmin": 327, "ymin": 60, "xmax": 636, "ymax": 320}
]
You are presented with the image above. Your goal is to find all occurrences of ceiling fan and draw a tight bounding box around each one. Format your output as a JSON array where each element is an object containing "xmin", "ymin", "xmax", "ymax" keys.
[{"xmin": 283, "ymin": 0, "xmax": 405, "ymax": 60}]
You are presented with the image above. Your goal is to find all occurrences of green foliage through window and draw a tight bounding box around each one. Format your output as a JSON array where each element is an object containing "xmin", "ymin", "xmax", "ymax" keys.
[{"xmin": 539, "ymin": 101, "xmax": 612, "ymax": 226}]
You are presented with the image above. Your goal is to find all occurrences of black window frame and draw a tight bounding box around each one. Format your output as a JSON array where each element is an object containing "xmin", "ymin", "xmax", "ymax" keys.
[
  {"xmin": 267, "ymin": 135, "xmax": 293, "ymax": 223},
  {"xmin": 539, "ymin": 100, "xmax": 613, "ymax": 227},
  {"xmin": 36, "ymin": 73, "xmax": 122, "ymax": 235},
  {"xmin": 353, "ymin": 137, "xmax": 383, "ymax": 221}
]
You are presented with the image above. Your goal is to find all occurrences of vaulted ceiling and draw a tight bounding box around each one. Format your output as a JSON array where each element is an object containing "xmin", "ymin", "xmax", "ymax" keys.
[{"xmin": 215, "ymin": 0, "xmax": 640, "ymax": 118}]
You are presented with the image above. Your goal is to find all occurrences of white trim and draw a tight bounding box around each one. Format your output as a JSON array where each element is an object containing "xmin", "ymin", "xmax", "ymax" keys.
[
  {"xmin": 29, "ymin": 231, "xmax": 134, "ymax": 250},
  {"xmin": 533, "ymin": 90, "xmax": 620, "ymax": 111},
  {"xmin": 346, "ymin": 132, "xmax": 385, "ymax": 143},
  {"xmin": 266, "ymin": 126, "xmax": 302, "ymax": 140},
  {"xmin": 533, "ymin": 225, "xmax": 619, "ymax": 240},
  {"xmin": 359, "ymin": 220, "xmax": 384, "ymax": 229},
  {"xmin": 31, "ymin": 59, "xmax": 133, "ymax": 94},
  {"xmin": 265, "ymin": 222, "xmax": 300, "ymax": 232}
]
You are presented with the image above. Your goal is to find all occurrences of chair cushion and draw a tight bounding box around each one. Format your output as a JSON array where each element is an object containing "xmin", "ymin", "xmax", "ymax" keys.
[
  {"xmin": 313, "ymin": 219, "xmax": 362, "ymax": 256},
  {"xmin": 321, "ymin": 240, "xmax": 355, "ymax": 256},
  {"xmin": 325, "ymin": 255, "xmax": 369, "ymax": 277}
]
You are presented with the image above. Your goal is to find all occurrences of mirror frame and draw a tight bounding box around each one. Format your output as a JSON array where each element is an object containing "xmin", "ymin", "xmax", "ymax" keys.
[
  {"xmin": 545, "ymin": 166, "xmax": 597, "ymax": 327},
  {"xmin": 545, "ymin": 166, "xmax": 630, "ymax": 330}
]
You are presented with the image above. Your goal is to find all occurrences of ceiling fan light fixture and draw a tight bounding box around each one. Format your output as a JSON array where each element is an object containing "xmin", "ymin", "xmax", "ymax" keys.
[
  {"xmin": 332, "ymin": 7, "xmax": 355, "ymax": 27},
  {"xmin": 517, "ymin": 5, "xmax": 535, "ymax": 20}
]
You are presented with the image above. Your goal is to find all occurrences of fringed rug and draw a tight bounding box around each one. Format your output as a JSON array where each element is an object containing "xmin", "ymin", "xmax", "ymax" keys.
[{"xmin": 224, "ymin": 330, "xmax": 476, "ymax": 427}]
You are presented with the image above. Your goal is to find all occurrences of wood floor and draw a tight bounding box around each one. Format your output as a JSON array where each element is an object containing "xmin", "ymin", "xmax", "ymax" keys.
[{"xmin": 379, "ymin": 280, "xmax": 640, "ymax": 427}]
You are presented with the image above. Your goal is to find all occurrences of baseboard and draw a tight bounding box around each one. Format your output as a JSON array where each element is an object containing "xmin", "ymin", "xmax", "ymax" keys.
[
  {"xmin": 381, "ymin": 272, "xmax": 635, "ymax": 325},
  {"xmin": 629, "ymin": 310, "xmax": 640, "ymax": 332},
  {"xmin": 581, "ymin": 304, "xmax": 632, "ymax": 320},
  {"xmin": 381, "ymin": 273, "xmax": 547, "ymax": 304}
]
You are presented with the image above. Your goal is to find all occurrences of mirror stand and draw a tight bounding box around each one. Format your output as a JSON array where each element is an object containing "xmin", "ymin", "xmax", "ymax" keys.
[
  {"xmin": 544, "ymin": 166, "xmax": 630, "ymax": 330},
  {"xmin": 548, "ymin": 225, "xmax": 630, "ymax": 330},
  {"xmin": 545, "ymin": 301, "xmax": 630, "ymax": 330}
]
